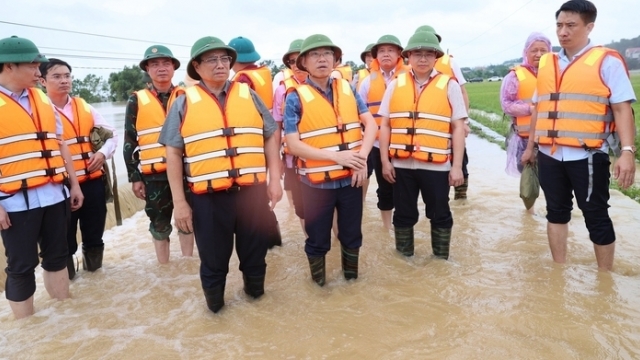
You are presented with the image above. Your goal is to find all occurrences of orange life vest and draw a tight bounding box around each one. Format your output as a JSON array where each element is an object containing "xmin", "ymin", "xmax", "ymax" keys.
[
  {"xmin": 233, "ymin": 65, "xmax": 274, "ymax": 110},
  {"xmin": 366, "ymin": 59, "xmax": 410, "ymax": 137},
  {"xmin": 61, "ymin": 97, "xmax": 103, "ymax": 183},
  {"xmin": 136, "ymin": 87, "xmax": 184, "ymax": 175},
  {"xmin": 0, "ymin": 88, "xmax": 67, "ymax": 194},
  {"xmin": 535, "ymin": 47, "xmax": 624, "ymax": 151},
  {"xmin": 294, "ymin": 78, "xmax": 363, "ymax": 183},
  {"xmin": 434, "ymin": 54, "xmax": 457, "ymax": 81},
  {"xmin": 356, "ymin": 68, "xmax": 370, "ymax": 92},
  {"xmin": 281, "ymin": 68, "xmax": 294, "ymax": 81},
  {"xmin": 511, "ymin": 65, "xmax": 537, "ymax": 138},
  {"xmin": 280, "ymin": 77, "xmax": 303, "ymax": 155},
  {"xmin": 334, "ymin": 65, "xmax": 353, "ymax": 82},
  {"xmin": 388, "ymin": 73, "xmax": 453, "ymax": 163},
  {"xmin": 182, "ymin": 83, "xmax": 266, "ymax": 194}
]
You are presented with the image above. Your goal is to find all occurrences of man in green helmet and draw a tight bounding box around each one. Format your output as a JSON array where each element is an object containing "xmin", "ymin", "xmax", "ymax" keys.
[
  {"xmin": 159, "ymin": 36, "xmax": 282, "ymax": 313},
  {"xmin": 379, "ymin": 31, "xmax": 467, "ymax": 261},
  {"xmin": 0, "ymin": 36, "xmax": 84, "ymax": 319},
  {"xmin": 354, "ymin": 43, "xmax": 375, "ymax": 91},
  {"xmin": 123, "ymin": 45, "xmax": 194, "ymax": 264},
  {"xmin": 283, "ymin": 34, "xmax": 377, "ymax": 287}
]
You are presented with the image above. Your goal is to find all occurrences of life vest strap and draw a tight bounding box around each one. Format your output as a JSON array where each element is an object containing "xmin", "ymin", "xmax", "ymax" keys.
[
  {"xmin": 389, "ymin": 111, "xmax": 451, "ymax": 123},
  {"xmin": 390, "ymin": 128, "xmax": 452, "ymax": 139},
  {"xmin": 366, "ymin": 101, "xmax": 382, "ymax": 107},
  {"xmin": 183, "ymin": 147, "xmax": 265, "ymax": 164},
  {"xmin": 535, "ymin": 130, "xmax": 611, "ymax": 140},
  {"xmin": 538, "ymin": 111, "xmax": 613, "ymax": 122},
  {"xmin": 183, "ymin": 127, "xmax": 263, "ymax": 145},
  {"xmin": 137, "ymin": 126, "xmax": 164, "ymax": 136},
  {"xmin": 71, "ymin": 152, "xmax": 94, "ymax": 161},
  {"xmin": 389, "ymin": 143, "xmax": 451, "ymax": 155},
  {"xmin": 538, "ymin": 92, "xmax": 610, "ymax": 105},
  {"xmin": 297, "ymin": 164, "xmax": 345, "ymax": 175},
  {"xmin": 0, "ymin": 166, "xmax": 66, "ymax": 184},
  {"xmin": 0, "ymin": 150, "xmax": 62, "ymax": 166},
  {"xmin": 186, "ymin": 166, "xmax": 266, "ymax": 183},
  {"xmin": 139, "ymin": 156, "xmax": 166, "ymax": 166},
  {"xmin": 323, "ymin": 140, "xmax": 363, "ymax": 152},
  {"xmin": 65, "ymin": 136, "xmax": 91, "ymax": 145},
  {"xmin": 0, "ymin": 132, "xmax": 57, "ymax": 146},
  {"xmin": 139, "ymin": 142, "xmax": 164, "ymax": 151},
  {"xmin": 299, "ymin": 122, "xmax": 361, "ymax": 140}
]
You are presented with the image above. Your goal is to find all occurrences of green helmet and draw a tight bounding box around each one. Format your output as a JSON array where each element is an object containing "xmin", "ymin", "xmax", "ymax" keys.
[
  {"xmin": 360, "ymin": 43, "xmax": 375, "ymax": 63},
  {"xmin": 282, "ymin": 39, "xmax": 303, "ymax": 69},
  {"xmin": 139, "ymin": 45, "xmax": 180, "ymax": 70},
  {"xmin": 414, "ymin": 25, "xmax": 442, "ymax": 43},
  {"xmin": 0, "ymin": 36, "xmax": 48, "ymax": 64},
  {"xmin": 402, "ymin": 31, "xmax": 444, "ymax": 59},
  {"xmin": 187, "ymin": 36, "xmax": 237, "ymax": 81},
  {"xmin": 229, "ymin": 36, "xmax": 260, "ymax": 63},
  {"xmin": 371, "ymin": 35, "xmax": 403, "ymax": 59},
  {"xmin": 296, "ymin": 34, "xmax": 342, "ymax": 72}
]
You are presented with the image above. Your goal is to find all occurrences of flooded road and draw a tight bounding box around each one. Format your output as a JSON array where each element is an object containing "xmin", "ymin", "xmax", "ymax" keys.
[{"xmin": 1, "ymin": 109, "xmax": 640, "ymax": 358}]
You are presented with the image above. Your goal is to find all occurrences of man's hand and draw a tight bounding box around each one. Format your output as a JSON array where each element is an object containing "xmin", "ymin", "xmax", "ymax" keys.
[
  {"xmin": 87, "ymin": 152, "xmax": 106, "ymax": 173},
  {"xmin": 132, "ymin": 181, "xmax": 146, "ymax": 200},
  {"xmin": 268, "ymin": 180, "xmax": 283, "ymax": 211},
  {"xmin": 449, "ymin": 167, "xmax": 464, "ymax": 187},
  {"xmin": 382, "ymin": 161, "xmax": 396, "ymax": 184},
  {"xmin": 0, "ymin": 204, "xmax": 11, "ymax": 230},
  {"xmin": 334, "ymin": 151, "xmax": 366, "ymax": 170},
  {"xmin": 69, "ymin": 185, "xmax": 84, "ymax": 211},
  {"xmin": 521, "ymin": 147, "xmax": 536, "ymax": 165},
  {"xmin": 351, "ymin": 168, "xmax": 367, "ymax": 188},
  {"xmin": 464, "ymin": 123, "xmax": 471, "ymax": 137},
  {"xmin": 173, "ymin": 199, "xmax": 193, "ymax": 234},
  {"xmin": 614, "ymin": 151, "xmax": 636, "ymax": 189}
]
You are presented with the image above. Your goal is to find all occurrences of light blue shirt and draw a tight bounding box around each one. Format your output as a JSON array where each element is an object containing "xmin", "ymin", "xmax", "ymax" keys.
[
  {"xmin": 533, "ymin": 41, "xmax": 637, "ymax": 161},
  {"xmin": 0, "ymin": 85, "xmax": 68, "ymax": 212}
]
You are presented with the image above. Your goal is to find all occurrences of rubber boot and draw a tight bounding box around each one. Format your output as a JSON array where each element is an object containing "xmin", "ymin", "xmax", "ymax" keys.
[
  {"xmin": 82, "ymin": 245, "xmax": 104, "ymax": 272},
  {"xmin": 341, "ymin": 245, "xmax": 359, "ymax": 280},
  {"xmin": 394, "ymin": 227, "xmax": 414, "ymax": 257},
  {"xmin": 454, "ymin": 178, "xmax": 468, "ymax": 200},
  {"xmin": 307, "ymin": 256, "xmax": 326, "ymax": 287},
  {"xmin": 431, "ymin": 227, "xmax": 452, "ymax": 260},
  {"xmin": 203, "ymin": 284, "xmax": 225, "ymax": 313},
  {"xmin": 243, "ymin": 274, "xmax": 265, "ymax": 299},
  {"xmin": 67, "ymin": 255, "xmax": 77, "ymax": 280}
]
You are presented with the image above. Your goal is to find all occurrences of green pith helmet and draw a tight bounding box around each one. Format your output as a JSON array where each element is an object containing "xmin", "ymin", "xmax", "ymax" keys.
[
  {"xmin": 360, "ymin": 43, "xmax": 375, "ymax": 63},
  {"xmin": 0, "ymin": 36, "xmax": 48, "ymax": 63},
  {"xmin": 296, "ymin": 34, "xmax": 342, "ymax": 72},
  {"xmin": 414, "ymin": 25, "xmax": 442, "ymax": 43},
  {"xmin": 371, "ymin": 35, "xmax": 403, "ymax": 58},
  {"xmin": 402, "ymin": 31, "xmax": 444, "ymax": 59},
  {"xmin": 187, "ymin": 36, "xmax": 237, "ymax": 80},
  {"xmin": 282, "ymin": 39, "xmax": 303, "ymax": 69},
  {"xmin": 139, "ymin": 45, "xmax": 180, "ymax": 70},
  {"xmin": 228, "ymin": 36, "xmax": 260, "ymax": 63}
]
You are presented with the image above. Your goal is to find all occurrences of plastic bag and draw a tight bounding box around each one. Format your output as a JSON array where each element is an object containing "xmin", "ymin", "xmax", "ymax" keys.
[
  {"xmin": 519, "ymin": 163, "xmax": 539, "ymax": 210},
  {"xmin": 505, "ymin": 127, "xmax": 528, "ymax": 177}
]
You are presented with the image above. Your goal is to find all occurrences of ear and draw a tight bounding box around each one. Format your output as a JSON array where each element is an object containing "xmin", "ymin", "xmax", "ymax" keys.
[
  {"xmin": 39, "ymin": 77, "xmax": 47, "ymax": 88},
  {"xmin": 586, "ymin": 22, "xmax": 595, "ymax": 33}
]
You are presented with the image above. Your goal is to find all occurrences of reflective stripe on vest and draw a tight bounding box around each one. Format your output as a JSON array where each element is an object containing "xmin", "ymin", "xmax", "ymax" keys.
[
  {"xmin": 356, "ymin": 68, "xmax": 370, "ymax": 92},
  {"xmin": 388, "ymin": 73, "xmax": 453, "ymax": 163},
  {"xmin": 535, "ymin": 47, "xmax": 623, "ymax": 152},
  {"xmin": 233, "ymin": 66, "xmax": 274, "ymax": 109},
  {"xmin": 135, "ymin": 87, "xmax": 184, "ymax": 174},
  {"xmin": 366, "ymin": 59, "xmax": 410, "ymax": 138},
  {"xmin": 335, "ymin": 65, "xmax": 353, "ymax": 82},
  {"xmin": 295, "ymin": 79, "xmax": 362, "ymax": 183},
  {"xmin": 512, "ymin": 66, "xmax": 537, "ymax": 138},
  {"xmin": 181, "ymin": 83, "xmax": 266, "ymax": 193},
  {"xmin": 61, "ymin": 97, "xmax": 102, "ymax": 183},
  {"xmin": 435, "ymin": 54, "xmax": 455, "ymax": 80},
  {"xmin": 0, "ymin": 88, "xmax": 67, "ymax": 193}
]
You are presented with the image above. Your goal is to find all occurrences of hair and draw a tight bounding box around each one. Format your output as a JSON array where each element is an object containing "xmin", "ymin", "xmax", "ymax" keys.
[
  {"xmin": 39, "ymin": 58, "xmax": 72, "ymax": 78},
  {"xmin": 555, "ymin": 0, "xmax": 597, "ymax": 24}
]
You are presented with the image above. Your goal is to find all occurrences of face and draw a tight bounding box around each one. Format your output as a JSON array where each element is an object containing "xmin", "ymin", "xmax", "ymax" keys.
[
  {"xmin": 300, "ymin": 47, "xmax": 335, "ymax": 79},
  {"xmin": 364, "ymin": 53, "xmax": 373, "ymax": 68},
  {"xmin": 146, "ymin": 57, "xmax": 175, "ymax": 83},
  {"xmin": 407, "ymin": 49, "xmax": 437, "ymax": 77},
  {"xmin": 193, "ymin": 49, "xmax": 231, "ymax": 83},
  {"xmin": 5, "ymin": 62, "xmax": 41, "ymax": 89},
  {"xmin": 40, "ymin": 64, "xmax": 72, "ymax": 95},
  {"xmin": 556, "ymin": 11, "xmax": 593, "ymax": 51},
  {"xmin": 376, "ymin": 45, "xmax": 401, "ymax": 70},
  {"xmin": 526, "ymin": 41, "xmax": 550, "ymax": 68},
  {"xmin": 287, "ymin": 52, "xmax": 307, "ymax": 82}
]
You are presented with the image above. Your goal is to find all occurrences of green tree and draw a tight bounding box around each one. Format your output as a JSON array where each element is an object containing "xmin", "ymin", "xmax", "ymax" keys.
[
  {"xmin": 346, "ymin": 60, "xmax": 365, "ymax": 73},
  {"xmin": 108, "ymin": 65, "xmax": 146, "ymax": 101},
  {"xmin": 259, "ymin": 59, "xmax": 282, "ymax": 79},
  {"xmin": 71, "ymin": 74, "xmax": 108, "ymax": 104}
]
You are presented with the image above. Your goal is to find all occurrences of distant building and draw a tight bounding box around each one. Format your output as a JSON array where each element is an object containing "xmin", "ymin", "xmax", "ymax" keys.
[{"xmin": 625, "ymin": 47, "xmax": 640, "ymax": 59}]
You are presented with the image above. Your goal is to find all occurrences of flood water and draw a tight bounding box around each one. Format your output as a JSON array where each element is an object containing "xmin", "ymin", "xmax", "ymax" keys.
[{"xmin": 0, "ymin": 104, "xmax": 640, "ymax": 359}]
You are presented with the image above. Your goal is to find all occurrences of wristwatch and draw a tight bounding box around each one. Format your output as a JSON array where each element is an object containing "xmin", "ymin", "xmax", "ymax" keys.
[{"xmin": 621, "ymin": 145, "xmax": 636, "ymax": 154}]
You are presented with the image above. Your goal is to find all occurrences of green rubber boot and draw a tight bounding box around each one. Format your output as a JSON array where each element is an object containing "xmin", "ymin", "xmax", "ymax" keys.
[
  {"xmin": 341, "ymin": 246, "xmax": 359, "ymax": 280},
  {"xmin": 431, "ymin": 227, "xmax": 452, "ymax": 260},
  {"xmin": 394, "ymin": 227, "xmax": 414, "ymax": 256},
  {"xmin": 454, "ymin": 178, "xmax": 468, "ymax": 200},
  {"xmin": 307, "ymin": 256, "xmax": 326, "ymax": 286}
]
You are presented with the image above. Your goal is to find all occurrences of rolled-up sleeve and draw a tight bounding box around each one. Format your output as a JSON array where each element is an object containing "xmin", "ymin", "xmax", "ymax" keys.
[{"xmin": 283, "ymin": 91, "xmax": 302, "ymax": 135}]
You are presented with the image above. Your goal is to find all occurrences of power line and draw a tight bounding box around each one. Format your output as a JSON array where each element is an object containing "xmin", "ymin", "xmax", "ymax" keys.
[
  {"xmin": 0, "ymin": 20, "xmax": 190, "ymax": 47},
  {"xmin": 40, "ymin": 46, "xmax": 141, "ymax": 57}
]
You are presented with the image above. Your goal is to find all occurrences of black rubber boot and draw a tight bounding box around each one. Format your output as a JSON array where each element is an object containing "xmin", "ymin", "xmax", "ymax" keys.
[
  {"xmin": 394, "ymin": 227, "xmax": 414, "ymax": 256},
  {"xmin": 203, "ymin": 284, "xmax": 225, "ymax": 313},
  {"xmin": 307, "ymin": 256, "xmax": 326, "ymax": 287},
  {"xmin": 341, "ymin": 245, "xmax": 359, "ymax": 280},
  {"xmin": 454, "ymin": 178, "xmax": 469, "ymax": 200},
  {"xmin": 431, "ymin": 227, "xmax": 452, "ymax": 260},
  {"xmin": 243, "ymin": 274, "xmax": 265, "ymax": 299},
  {"xmin": 67, "ymin": 255, "xmax": 77, "ymax": 280},
  {"xmin": 82, "ymin": 245, "xmax": 104, "ymax": 271}
]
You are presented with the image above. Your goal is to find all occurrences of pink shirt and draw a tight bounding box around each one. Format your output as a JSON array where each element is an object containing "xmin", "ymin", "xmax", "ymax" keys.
[{"xmin": 500, "ymin": 67, "xmax": 535, "ymax": 119}]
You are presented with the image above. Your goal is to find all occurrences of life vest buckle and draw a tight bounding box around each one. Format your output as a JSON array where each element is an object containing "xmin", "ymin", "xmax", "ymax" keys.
[
  {"xmin": 228, "ymin": 169, "xmax": 240, "ymax": 178},
  {"xmin": 405, "ymin": 144, "xmax": 415, "ymax": 152},
  {"xmin": 44, "ymin": 168, "xmax": 56, "ymax": 176},
  {"xmin": 225, "ymin": 147, "xmax": 238, "ymax": 157},
  {"xmin": 547, "ymin": 130, "xmax": 559, "ymax": 138},
  {"xmin": 76, "ymin": 136, "xmax": 88, "ymax": 143},
  {"xmin": 547, "ymin": 111, "xmax": 559, "ymax": 119},
  {"xmin": 336, "ymin": 124, "xmax": 347, "ymax": 133},
  {"xmin": 81, "ymin": 152, "xmax": 91, "ymax": 160},
  {"xmin": 222, "ymin": 127, "xmax": 235, "ymax": 136},
  {"xmin": 36, "ymin": 131, "xmax": 48, "ymax": 140},
  {"xmin": 338, "ymin": 143, "xmax": 349, "ymax": 151},
  {"xmin": 41, "ymin": 150, "xmax": 53, "ymax": 158},
  {"xmin": 225, "ymin": 184, "xmax": 241, "ymax": 193},
  {"xmin": 549, "ymin": 93, "xmax": 561, "ymax": 101},
  {"xmin": 409, "ymin": 111, "xmax": 418, "ymax": 120},
  {"xmin": 406, "ymin": 128, "xmax": 416, "ymax": 135}
]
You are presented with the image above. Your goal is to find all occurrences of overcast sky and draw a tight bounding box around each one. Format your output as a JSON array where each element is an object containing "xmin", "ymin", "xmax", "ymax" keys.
[{"xmin": 2, "ymin": 0, "xmax": 638, "ymax": 82}]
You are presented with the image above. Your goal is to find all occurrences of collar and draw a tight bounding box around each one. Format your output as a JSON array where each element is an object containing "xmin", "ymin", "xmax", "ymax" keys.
[
  {"xmin": 305, "ymin": 76, "xmax": 332, "ymax": 94},
  {"xmin": 558, "ymin": 39, "xmax": 593, "ymax": 61},
  {"xmin": 0, "ymin": 84, "xmax": 28, "ymax": 99},
  {"xmin": 149, "ymin": 84, "xmax": 176, "ymax": 97}
]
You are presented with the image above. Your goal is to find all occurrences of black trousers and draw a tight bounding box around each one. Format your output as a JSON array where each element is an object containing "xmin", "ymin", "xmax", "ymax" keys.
[
  {"xmin": 370, "ymin": 147, "xmax": 394, "ymax": 211},
  {"xmin": 191, "ymin": 183, "xmax": 271, "ymax": 289},
  {"xmin": 392, "ymin": 168, "xmax": 453, "ymax": 229},
  {"xmin": 67, "ymin": 177, "xmax": 107, "ymax": 255}
]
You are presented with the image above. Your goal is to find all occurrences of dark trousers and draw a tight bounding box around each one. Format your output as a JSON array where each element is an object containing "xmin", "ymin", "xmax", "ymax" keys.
[
  {"xmin": 191, "ymin": 183, "xmax": 270, "ymax": 289},
  {"xmin": 67, "ymin": 177, "xmax": 107, "ymax": 255},
  {"xmin": 393, "ymin": 168, "xmax": 453, "ymax": 229},
  {"xmin": 461, "ymin": 147, "xmax": 469, "ymax": 179},
  {"xmin": 301, "ymin": 183, "xmax": 363, "ymax": 257},
  {"xmin": 370, "ymin": 147, "xmax": 394, "ymax": 211},
  {"xmin": 1, "ymin": 199, "xmax": 69, "ymax": 301},
  {"xmin": 283, "ymin": 167, "xmax": 304, "ymax": 219},
  {"xmin": 538, "ymin": 152, "xmax": 615, "ymax": 245}
]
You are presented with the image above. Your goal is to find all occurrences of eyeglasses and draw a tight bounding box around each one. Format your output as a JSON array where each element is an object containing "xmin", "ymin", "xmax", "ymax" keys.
[
  {"xmin": 308, "ymin": 50, "xmax": 334, "ymax": 60},
  {"xmin": 286, "ymin": 58, "xmax": 298, "ymax": 65},
  {"xmin": 202, "ymin": 56, "xmax": 232, "ymax": 65},
  {"xmin": 48, "ymin": 74, "xmax": 73, "ymax": 81},
  {"xmin": 410, "ymin": 52, "xmax": 437, "ymax": 60}
]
